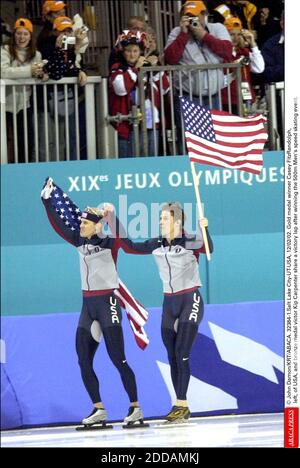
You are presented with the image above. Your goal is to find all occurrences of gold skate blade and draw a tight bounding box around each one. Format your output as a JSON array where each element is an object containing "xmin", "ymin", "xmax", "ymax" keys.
[{"xmin": 153, "ymin": 421, "xmax": 197, "ymax": 428}]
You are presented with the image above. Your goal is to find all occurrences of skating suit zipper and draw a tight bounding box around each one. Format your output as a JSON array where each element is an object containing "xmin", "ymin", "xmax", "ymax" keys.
[
  {"xmin": 165, "ymin": 243, "xmax": 173, "ymax": 294},
  {"xmin": 83, "ymin": 242, "xmax": 91, "ymax": 290}
]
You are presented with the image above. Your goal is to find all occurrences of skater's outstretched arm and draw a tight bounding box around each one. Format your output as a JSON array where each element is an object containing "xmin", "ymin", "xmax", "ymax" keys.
[
  {"xmin": 119, "ymin": 236, "xmax": 158, "ymax": 254},
  {"xmin": 102, "ymin": 204, "xmax": 158, "ymax": 255},
  {"xmin": 101, "ymin": 204, "xmax": 213, "ymax": 255},
  {"xmin": 41, "ymin": 177, "xmax": 80, "ymax": 247}
]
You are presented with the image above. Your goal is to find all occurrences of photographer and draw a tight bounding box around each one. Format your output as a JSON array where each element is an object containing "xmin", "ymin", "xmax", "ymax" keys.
[
  {"xmin": 37, "ymin": 1, "xmax": 67, "ymax": 60},
  {"xmin": 164, "ymin": 0, "xmax": 233, "ymax": 153},
  {"xmin": 37, "ymin": 2, "xmax": 89, "ymax": 66},
  {"xmin": 43, "ymin": 16, "xmax": 86, "ymax": 85},
  {"xmin": 36, "ymin": 3, "xmax": 89, "ymax": 162},
  {"xmin": 42, "ymin": 16, "xmax": 87, "ymax": 161},
  {"xmin": 165, "ymin": 0, "xmax": 233, "ymax": 104}
]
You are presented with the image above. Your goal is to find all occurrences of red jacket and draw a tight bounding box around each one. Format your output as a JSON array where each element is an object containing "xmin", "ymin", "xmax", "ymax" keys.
[
  {"xmin": 221, "ymin": 47, "xmax": 256, "ymax": 107},
  {"xmin": 164, "ymin": 31, "xmax": 233, "ymax": 65},
  {"xmin": 109, "ymin": 62, "xmax": 169, "ymax": 139}
]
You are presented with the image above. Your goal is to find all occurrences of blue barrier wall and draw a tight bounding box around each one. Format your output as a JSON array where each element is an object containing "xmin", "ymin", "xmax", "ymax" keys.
[
  {"xmin": 1, "ymin": 153, "xmax": 284, "ymax": 428},
  {"xmin": 1, "ymin": 301, "xmax": 283, "ymax": 429},
  {"xmin": 1, "ymin": 152, "xmax": 283, "ymax": 315}
]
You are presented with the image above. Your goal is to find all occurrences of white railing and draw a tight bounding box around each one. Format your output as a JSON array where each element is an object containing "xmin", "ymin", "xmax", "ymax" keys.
[
  {"xmin": 1, "ymin": 72, "xmax": 285, "ymax": 164},
  {"xmin": 0, "ymin": 76, "xmax": 108, "ymax": 164},
  {"xmin": 265, "ymin": 81, "xmax": 284, "ymax": 150},
  {"xmin": 137, "ymin": 62, "xmax": 244, "ymax": 157}
]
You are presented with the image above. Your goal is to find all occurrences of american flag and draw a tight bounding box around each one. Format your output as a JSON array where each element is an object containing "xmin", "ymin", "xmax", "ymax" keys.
[
  {"xmin": 42, "ymin": 179, "xmax": 149, "ymax": 350},
  {"xmin": 180, "ymin": 97, "xmax": 268, "ymax": 175},
  {"xmin": 114, "ymin": 280, "xmax": 149, "ymax": 350},
  {"xmin": 48, "ymin": 182, "xmax": 82, "ymax": 233}
]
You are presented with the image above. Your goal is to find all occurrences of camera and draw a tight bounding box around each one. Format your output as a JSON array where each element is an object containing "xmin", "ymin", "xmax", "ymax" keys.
[
  {"xmin": 189, "ymin": 17, "xmax": 200, "ymax": 27},
  {"xmin": 241, "ymin": 56, "xmax": 250, "ymax": 66},
  {"xmin": 62, "ymin": 35, "xmax": 76, "ymax": 50}
]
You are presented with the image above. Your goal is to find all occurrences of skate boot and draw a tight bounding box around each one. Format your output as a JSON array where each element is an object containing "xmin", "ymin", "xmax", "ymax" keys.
[
  {"xmin": 163, "ymin": 406, "xmax": 191, "ymax": 424},
  {"xmin": 76, "ymin": 408, "xmax": 113, "ymax": 431},
  {"xmin": 122, "ymin": 406, "xmax": 149, "ymax": 429}
]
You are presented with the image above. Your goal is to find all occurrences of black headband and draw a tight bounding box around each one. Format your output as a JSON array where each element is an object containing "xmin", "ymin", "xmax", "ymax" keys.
[{"xmin": 81, "ymin": 211, "xmax": 103, "ymax": 224}]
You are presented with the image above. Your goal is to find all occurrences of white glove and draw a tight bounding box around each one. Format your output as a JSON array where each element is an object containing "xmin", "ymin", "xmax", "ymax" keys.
[
  {"xmin": 73, "ymin": 13, "xmax": 84, "ymax": 30},
  {"xmin": 41, "ymin": 177, "xmax": 54, "ymax": 199},
  {"xmin": 102, "ymin": 203, "xmax": 115, "ymax": 213}
]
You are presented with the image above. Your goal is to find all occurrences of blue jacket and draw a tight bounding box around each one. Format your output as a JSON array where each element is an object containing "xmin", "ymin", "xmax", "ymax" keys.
[{"xmin": 261, "ymin": 33, "xmax": 284, "ymax": 83}]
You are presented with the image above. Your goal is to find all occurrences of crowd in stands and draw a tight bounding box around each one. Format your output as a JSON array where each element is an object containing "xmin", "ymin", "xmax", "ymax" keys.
[
  {"xmin": 0, "ymin": 0, "xmax": 284, "ymax": 162},
  {"xmin": 1, "ymin": 1, "xmax": 89, "ymax": 162}
]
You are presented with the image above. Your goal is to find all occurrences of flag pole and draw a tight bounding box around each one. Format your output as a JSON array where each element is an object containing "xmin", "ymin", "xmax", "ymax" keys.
[{"xmin": 190, "ymin": 161, "xmax": 211, "ymax": 261}]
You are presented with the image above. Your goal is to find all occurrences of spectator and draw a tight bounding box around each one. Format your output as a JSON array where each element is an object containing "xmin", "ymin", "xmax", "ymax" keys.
[
  {"xmin": 43, "ymin": 16, "xmax": 87, "ymax": 85},
  {"xmin": 1, "ymin": 18, "xmax": 44, "ymax": 163},
  {"xmin": 164, "ymin": 0, "xmax": 233, "ymax": 153},
  {"xmin": 213, "ymin": 3, "xmax": 234, "ymax": 23},
  {"xmin": 143, "ymin": 26, "xmax": 172, "ymax": 155},
  {"xmin": 109, "ymin": 16, "xmax": 162, "ymax": 78},
  {"xmin": 144, "ymin": 26, "xmax": 160, "ymax": 62},
  {"xmin": 42, "ymin": 16, "xmax": 87, "ymax": 160},
  {"xmin": 36, "ymin": 2, "xmax": 89, "ymax": 161},
  {"xmin": 109, "ymin": 31, "xmax": 169, "ymax": 158},
  {"xmin": 127, "ymin": 15, "xmax": 147, "ymax": 34},
  {"xmin": 261, "ymin": 11, "xmax": 284, "ymax": 83},
  {"xmin": 222, "ymin": 16, "xmax": 264, "ymax": 115},
  {"xmin": 214, "ymin": 1, "xmax": 257, "ymax": 29},
  {"xmin": 37, "ymin": 1, "xmax": 67, "ymax": 59},
  {"xmin": 165, "ymin": 1, "xmax": 233, "ymax": 103},
  {"xmin": 109, "ymin": 15, "xmax": 147, "ymax": 69},
  {"xmin": 37, "ymin": 1, "xmax": 89, "ymax": 64},
  {"xmin": 252, "ymin": 2, "xmax": 281, "ymax": 49},
  {"xmin": 36, "ymin": 1, "xmax": 67, "ymax": 161}
]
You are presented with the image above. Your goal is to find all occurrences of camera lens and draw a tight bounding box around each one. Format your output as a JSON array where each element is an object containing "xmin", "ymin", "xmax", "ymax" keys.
[
  {"xmin": 241, "ymin": 57, "xmax": 250, "ymax": 66},
  {"xmin": 189, "ymin": 18, "xmax": 199, "ymax": 27}
]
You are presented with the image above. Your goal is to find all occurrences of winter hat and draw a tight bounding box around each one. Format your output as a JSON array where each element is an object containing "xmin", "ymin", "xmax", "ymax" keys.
[
  {"xmin": 117, "ymin": 30, "xmax": 146, "ymax": 50},
  {"xmin": 183, "ymin": 1, "xmax": 207, "ymax": 16},
  {"xmin": 214, "ymin": 4, "xmax": 232, "ymax": 20},
  {"xmin": 14, "ymin": 18, "xmax": 33, "ymax": 33},
  {"xmin": 53, "ymin": 16, "xmax": 73, "ymax": 31},
  {"xmin": 224, "ymin": 16, "xmax": 243, "ymax": 31},
  {"xmin": 43, "ymin": 1, "xmax": 66, "ymax": 15}
]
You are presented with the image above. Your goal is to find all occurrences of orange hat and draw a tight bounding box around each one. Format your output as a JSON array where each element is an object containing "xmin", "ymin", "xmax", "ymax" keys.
[
  {"xmin": 214, "ymin": 4, "xmax": 232, "ymax": 20},
  {"xmin": 183, "ymin": 1, "xmax": 207, "ymax": 16},
  {"xmin": 43, "ymin": 1, "xmax": 66, "ymax": 15},
  {"xmin": 224, "ymin": 16, "xmax": 243, "ymax": 31},
  {"xmin": 14, "ymin": 18, "xmax": 33, "ymax": 33},
  {"xmin": 53, "ymin": 16, "xmax": 73, "ymax": 31}
]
